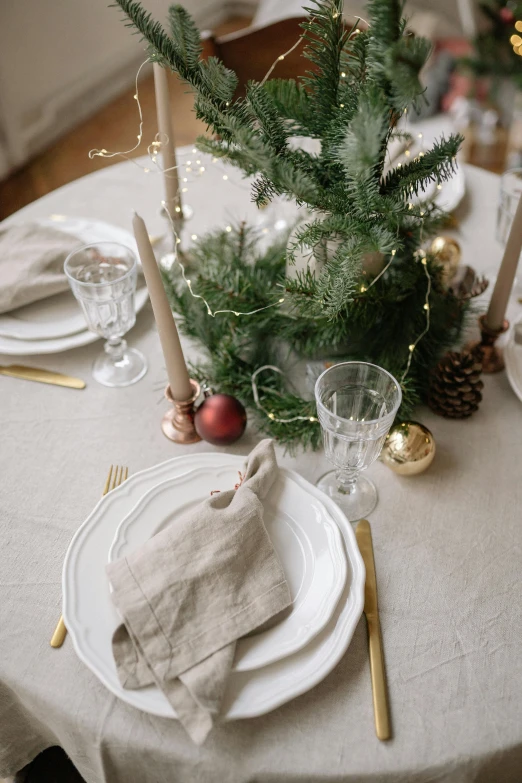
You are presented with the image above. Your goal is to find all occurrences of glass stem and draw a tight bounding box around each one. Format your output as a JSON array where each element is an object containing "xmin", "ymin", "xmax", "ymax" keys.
[
  {"xmin": 335, "ymin": 468, "xmax": 359, "ymax": 495},
  {"xmin": 105, "ymin": 337, "xmax": 127, "ymax": 363}
]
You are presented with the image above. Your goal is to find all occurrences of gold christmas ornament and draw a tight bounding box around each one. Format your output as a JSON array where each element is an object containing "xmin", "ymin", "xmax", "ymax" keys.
[
  {"xmin": 430, "ymin": 236, "xmax": 462, "ymax": 285},
  {"xmin": 380, "ymin": 421, "xmax": 436, "ymax": 476}
]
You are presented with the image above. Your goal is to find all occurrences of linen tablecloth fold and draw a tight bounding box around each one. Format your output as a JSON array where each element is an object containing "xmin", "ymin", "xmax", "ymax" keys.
[
  {"xmin": 0, "ymin": 223, "xmax": 83, "ymax": 313},
  {"xmin": 106, "ymin": 439, "xmax": 291, "ymax": 744}
]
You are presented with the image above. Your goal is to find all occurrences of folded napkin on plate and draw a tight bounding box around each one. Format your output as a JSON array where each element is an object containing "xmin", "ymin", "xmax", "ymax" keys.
[
  {"xmin": 106, "ymin": 439, "xmax": 291, "ymax": 744},
  {"xmin": 0, "ymin": 222, "xmax": 82, "ymax": 314}
]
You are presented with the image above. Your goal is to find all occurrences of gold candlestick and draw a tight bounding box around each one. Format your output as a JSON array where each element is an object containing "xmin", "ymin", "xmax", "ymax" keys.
[
  {"xmin": 162, "ymin": 379, "xmax": 202, "ymax": 443},
  {"xmin": 467, "ymin": 314, "xmax": 509, "ymax": 373}
]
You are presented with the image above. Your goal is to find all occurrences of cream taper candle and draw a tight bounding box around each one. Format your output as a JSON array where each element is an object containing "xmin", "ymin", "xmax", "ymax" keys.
[
  {"xmin": 153, "ymin": 63, "xmax": 182, "ymax": 229},
  {"xmin": 486, "ymin": 192, "xmax": 522, "ymax": 330},
  {"xmin": 132, "ymin": 212, "xmax": 192, "ymax": 401}
]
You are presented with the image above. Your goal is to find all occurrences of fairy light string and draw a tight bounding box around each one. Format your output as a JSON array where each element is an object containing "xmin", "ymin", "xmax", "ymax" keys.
[
  {"xmin": 162, "ymin": 202, "xmax": 286, "ymax": 318},
  {"xmin": 251, "ymin": 366, "xmax": 318, "ymax": 423}
]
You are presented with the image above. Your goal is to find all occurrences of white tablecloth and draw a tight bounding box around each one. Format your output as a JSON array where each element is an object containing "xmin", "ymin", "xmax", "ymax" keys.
[{"xmin": 1, "ymin": 154, "xmax": 522, "ymax": 783}]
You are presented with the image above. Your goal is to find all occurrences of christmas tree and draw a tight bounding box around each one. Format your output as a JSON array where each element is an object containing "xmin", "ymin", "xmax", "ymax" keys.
[{"xmin": 115, "ymin": 0, "xmax": 467, "ymax": 449}]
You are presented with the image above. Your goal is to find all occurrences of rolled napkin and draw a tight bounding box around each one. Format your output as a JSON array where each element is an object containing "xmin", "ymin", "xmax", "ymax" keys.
[
  {"xmin": 106, "ymin": 439, "xmax": 291, "ymax": 744},
  {"xmin": 0, "ymin": 222, "xmax": 83, "ymax": 314}
]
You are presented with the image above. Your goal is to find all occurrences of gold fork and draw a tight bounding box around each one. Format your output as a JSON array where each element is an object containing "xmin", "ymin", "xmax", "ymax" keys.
[{"xmin": 50, "ymin": 465, "xmax": 129, "ymax": 648}]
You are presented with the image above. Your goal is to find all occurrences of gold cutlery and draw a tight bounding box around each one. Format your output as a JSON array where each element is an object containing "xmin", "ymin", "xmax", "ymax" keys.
[
  {"xmin": 355, "ymin": 519, "xmax": 391, "ymax": 741},
  {"xmin": 0, "ymin": 364, "xmax": 86, "ymax": 389},
  {"xmin": 50, "ymin": 465, "xmax": 129, "ymax": 648}
]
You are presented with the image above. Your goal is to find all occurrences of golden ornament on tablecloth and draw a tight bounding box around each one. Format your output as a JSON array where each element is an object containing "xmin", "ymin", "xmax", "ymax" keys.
[
  {"xmin": 380, "ymin": 421, "xmax": 436, "ymax": 476},
  {"xmin": 430, "ymin": 236, "xmax": 462, "ymax": 285}
]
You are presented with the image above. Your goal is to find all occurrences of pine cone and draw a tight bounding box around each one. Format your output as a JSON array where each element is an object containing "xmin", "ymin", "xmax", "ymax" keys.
[{"xmin": 428, "ymin": 351, "xmax": 483, "ymax": 419}]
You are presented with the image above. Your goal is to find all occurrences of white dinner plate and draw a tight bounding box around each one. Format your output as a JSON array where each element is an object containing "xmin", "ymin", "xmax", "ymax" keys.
[
  {"xmin": 0, "ymin": 217, "xmax": 148, "ymax": 354},
  {"xmin": 504, "ymin": 318, "xmax": 522, "ymax": 403},
  {"xmin": 63, "ymin": 453, "xmax": 365, "ymax": 720},
  {"xmin": 108, "ymin": 464, "xmax": 348, "ymax": 672}
]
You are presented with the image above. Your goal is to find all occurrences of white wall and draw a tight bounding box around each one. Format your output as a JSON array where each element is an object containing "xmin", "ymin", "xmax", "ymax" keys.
[{"xmin": 0, "ymin": 0, "xmax": 256, "ymax": 178}]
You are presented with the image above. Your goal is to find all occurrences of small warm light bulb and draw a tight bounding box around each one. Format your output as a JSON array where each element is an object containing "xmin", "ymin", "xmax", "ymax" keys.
[
  {"xmin": 340, "ymin": 103, "xmax": 345, "ymax": 108},
  {"xmin": 408, "ymin": 202, "xmax": 413, "ymax": 209},
  {"xmin": 420, "ymin": 210, "xmax": 425, "ymax": 216},
  {"xmin": 191, "ymin": 234, "xmax": 198, "ymax": 241},
  {"xmin": 405, "ymin": 150, "xmax": 411, "ymax": 157},
  {"xmin": 424, "ymin": 303, "xmax": 429, "ymax": 310},
  {"xmin": 510, "ymin": 34, "xmax": 522, "ymax": 45},
  {"xmin": 199, "ymin": 166, "xmax": 205, "ymax": 172},
  {"xmin": 421, "ymin": 258, "xmax": 427, "ymax": 265},
  {"xmin": 341, "ymin": 71, "xmax": 346, "ymax": 77},
  {"xmin": 268, "ymin": 412, "xmax": 275, "ymax": 420},
  {"xmin": 417, "ymin": 132, "xmax": 423, "ymax": 139},
  {"xmin": 186, "ymin": 161, "xmax": 191, "ymax": 166},
  {"xmin": 409, "ymin": 344, "xmax": 415, "ymax": 352},
  {"xmin": 182, "ymin": 187, "xmax": 188, "ymax": 192},
  {"xmin": 192, "ymin": 147, "xmax": 197, "ymax": 153},
  {"xmin": 279, "ymin": 298, "xmax": 285, "ymax": 303},
  {"xmin": 223, "ymin": 175, "xmax": 228, "ymax": 180},
  {"xmin": 186, "ymin": 167, "xmax": 192, "ymax": 172},
  {"xmin": 278, "ymin": 55, "xmax": 285, "ymax": 61},
  {"xmin": 176, "ymin": 237, "xmax": 181, "ymax": 244},
  {"xmin": 391, "ymin": 249, "xmax": 397, "ymax": 256},
  {"xmin": 516, "ymin": 20, "xmax": 522, "ymax": 31},
  {"xmin": 196, "ymin": 159, "xmax": 201, "ymax": 164},
  {"xmin": 183, "ymin": 177, "xmax": 188, "ymax": 182},
  {"xmin": 143, "ymin": 168, "xmax": 150, "ymax": 173},
  {"xmin": 175, "ymin": 206, "xmax": 181, "ymax": 213},
  {"xmin": 437, "ymin": 184, "xmax": 442, "ymax": 190},
  {"xmin": 397, "ymin": 162, "xmax": 402, "ymax": 168},
  {"xmin": 360, "ymin": 285, "xmax": 367, "ymax": 292},
  {"xmin": 225, "ymin": 225, "xmax": 232, "ymax": 232},
  {"xmin": 309, "ymin": 417, "xmax": 316, "ymax": 422},
  {"xmin": 225, "ymin": 102, "xmax": 230, "ymax": 107},
  {"xmin": 186, "ymin": 279, "xmax": 191, "ymax": 285},
  {"xmin": 234, "ymin": 311, "xmax": 240, "ymax": 316}
]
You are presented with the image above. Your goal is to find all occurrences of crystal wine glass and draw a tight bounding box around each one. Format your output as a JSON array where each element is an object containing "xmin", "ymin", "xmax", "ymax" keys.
[
  {"xmin": 315, "ymin": 362, "xmax": 402, "ymax": 520},
  {"xmin": 64, "ymin": 242, "xmax": 147, "ymax": 387}
]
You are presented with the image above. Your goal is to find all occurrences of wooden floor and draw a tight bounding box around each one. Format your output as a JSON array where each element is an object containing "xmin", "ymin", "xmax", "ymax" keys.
[{"xmin": 0, "ymin": 17, "xmax": 251, "ymax": 222}]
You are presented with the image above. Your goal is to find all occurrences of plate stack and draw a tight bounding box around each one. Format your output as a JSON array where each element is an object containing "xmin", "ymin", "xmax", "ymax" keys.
[
  {"xmin": 0, "ymin": 217, "xmax": 148, "ymax": 355},
  {"xmin": 63, "ymin": 453, "xmax": 365, "ymax": 720}
]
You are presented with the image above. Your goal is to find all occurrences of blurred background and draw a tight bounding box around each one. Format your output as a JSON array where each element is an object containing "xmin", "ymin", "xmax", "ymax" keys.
[{"xmin": 1, "ymin": 0, "xmax": 521, "ymax": 221}]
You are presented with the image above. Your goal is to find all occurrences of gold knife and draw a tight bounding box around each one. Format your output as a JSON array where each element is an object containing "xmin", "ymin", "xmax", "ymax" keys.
[
  {"xmin": 0, "ymin": 364, "xmax": 85, "ymax": 389},
  {"xmin": 355, "ymin": 519, "xmax": 391, "ymax": 741}
]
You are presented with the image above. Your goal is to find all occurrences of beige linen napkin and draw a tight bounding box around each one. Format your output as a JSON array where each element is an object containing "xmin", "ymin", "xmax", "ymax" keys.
[
  {"xmin": 0, "ymin": 222, "xmax": 82, "ymax": 314},
  {"xmin": 106, "ymin": 439, "xmax": 291, "ymax": 744}
]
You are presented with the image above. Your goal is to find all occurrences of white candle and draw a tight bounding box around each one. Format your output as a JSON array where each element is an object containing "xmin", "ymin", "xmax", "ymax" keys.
[
  {"xmin": 486, "ymin": 192, "xmax": 522, "ymax": 330},
  {"xmin": 132, "ymin": 212, "xmax": 192, "ymax": 400},
  {"xmin": 153, "ymin": 63, "xmax": 182, "ymax": 229},
  {"xmin": 457, "ymin": 0, "xmax": 476, "ymax": 39}
]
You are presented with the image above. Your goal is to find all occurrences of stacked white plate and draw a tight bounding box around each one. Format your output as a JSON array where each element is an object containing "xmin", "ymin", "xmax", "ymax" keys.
[
  {"xmin": 63, "ymin": 453, "xmax": 365, "ymax": 720},
  {"xmin": 0, "ymin": 217, "xmax": 148, "ymax": 355}
]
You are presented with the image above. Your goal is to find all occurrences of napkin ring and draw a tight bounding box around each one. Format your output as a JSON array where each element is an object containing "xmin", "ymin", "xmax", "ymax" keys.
[
  {"xmin": 162, "ymin": 380, "xmax": 202, "ymax": 444},
  {"xmin": 466, "ymin": 314, "xmax": 509, "ymax": 373}
]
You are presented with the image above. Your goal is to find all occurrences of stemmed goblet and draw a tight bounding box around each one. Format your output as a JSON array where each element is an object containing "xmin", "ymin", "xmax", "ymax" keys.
[
  {"xmin": 64, "ymin": 242, "xmax": 147, "ymax": 387},
  {"xmin": 315, "ymin": 361, "xmax": 402, "ymax": 520}
]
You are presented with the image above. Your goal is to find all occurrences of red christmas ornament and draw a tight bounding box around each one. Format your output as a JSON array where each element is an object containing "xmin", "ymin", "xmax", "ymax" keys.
[
  {"xmin": 500, "ymin": 6, "xmax": 514, "ymax": 22},
  {"xmin": 194, "ymin": 390, "xmax": 247, "ymax": 446}
]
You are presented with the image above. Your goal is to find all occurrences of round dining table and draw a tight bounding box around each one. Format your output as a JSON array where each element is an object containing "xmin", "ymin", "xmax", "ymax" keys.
[{"xmin": 1, "ymin": 147, "xmax": 522, "ymax": 783}]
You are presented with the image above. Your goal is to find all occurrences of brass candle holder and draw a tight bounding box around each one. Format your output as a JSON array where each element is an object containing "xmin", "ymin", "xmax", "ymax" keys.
[
  {"xmin": 466, "ymin": 314, "xmax": 509, "ymax": 373},
  {"xmin": 162, "ymin": 379, "xmax": 202, "ymax": 443}
]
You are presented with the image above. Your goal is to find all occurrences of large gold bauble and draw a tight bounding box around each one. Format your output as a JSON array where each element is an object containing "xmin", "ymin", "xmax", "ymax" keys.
[
  {"xmin": 430, "ymin": 236, "xmax": 462, "ymax": 285},
  {"xmin": 380, "ymin": 421, "xmax": 436, "ymax": 476}
]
